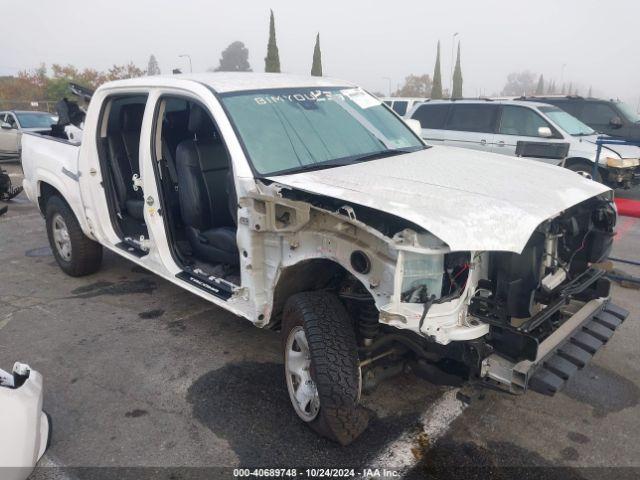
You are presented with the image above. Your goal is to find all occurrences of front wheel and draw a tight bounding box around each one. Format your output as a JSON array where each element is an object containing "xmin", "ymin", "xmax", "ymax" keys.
[
  {"xmin": 566, "ymin": 161, "xmax": 602, "ymax": 183},
  {"xmin": 45, "ymin": 196, "xmax": 103, "ymax": 277},
  {"xmin": 282, "ymin": 291, "xmax": 368, "ymax": 445}
]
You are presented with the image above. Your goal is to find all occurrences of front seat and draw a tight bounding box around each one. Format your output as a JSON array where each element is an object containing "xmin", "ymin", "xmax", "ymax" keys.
[{"xmin": 175, "ymin": 105, "xmax": 239, "ymax": 266}]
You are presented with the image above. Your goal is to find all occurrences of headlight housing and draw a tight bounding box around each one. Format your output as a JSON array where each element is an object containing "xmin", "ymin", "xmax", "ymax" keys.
[{"xmin": 606, "ymin": 157, "xmax": 640, "ymax": 168}]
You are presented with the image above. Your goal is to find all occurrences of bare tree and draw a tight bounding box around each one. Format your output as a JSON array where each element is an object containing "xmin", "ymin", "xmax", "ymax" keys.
[
  {"xmin": 393, "ymin": 74, "xmax": 433, "ymax": 97},
  {"xmin": 501, "ymin": 71, "xmax": 537, "ymax": 96}
]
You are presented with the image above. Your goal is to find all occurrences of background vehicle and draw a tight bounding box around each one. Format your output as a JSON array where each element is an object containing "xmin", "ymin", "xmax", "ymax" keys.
[
  {"xmin": 382, "ymin": 97, "xmax": 427, "ymax": 116},
  {"xmin": 0, "ymin": 111, "xmax": 57, "ymax": 160},
  {"xmin": 408, "ymin": 99, "xmax": 640, "ymax": 188},
  {"xmin": 20, "ymin": 73, "xmax": 627, "ymax": 445},
  {"xmin": 519, "ymin": 95, "xmax": 640, "ymax": 141}
]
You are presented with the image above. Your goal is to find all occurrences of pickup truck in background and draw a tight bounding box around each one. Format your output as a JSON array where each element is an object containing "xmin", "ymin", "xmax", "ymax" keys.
[{"xmin": 21, "ymin": 73, "xmax": 629, "ymax": 445}]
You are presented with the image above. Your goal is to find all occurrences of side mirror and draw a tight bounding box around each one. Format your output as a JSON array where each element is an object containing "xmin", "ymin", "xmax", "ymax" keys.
[
  {"xmin": 0, "ymin": 122, "xmax": 12, "ymax": 130},
  {"xmin": 538, "ymin": 126, "xmax": 553, "ymax": 138},
  {"xmin": 609, "ymin": 116, "xmax": 623, "ymax": 129},
  {"xmin": 405, "ymin": 118, "xmax": 423, "ymax": 137}
]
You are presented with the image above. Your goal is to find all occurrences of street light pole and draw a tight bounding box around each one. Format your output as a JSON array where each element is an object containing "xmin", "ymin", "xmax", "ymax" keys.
[
  {"xmin": 382, "ymin": 77, "xmax": 392, "ymax": 97},
  {"xmin": 179, "ymin": 54, "xmax": 193, "ymax": 73},
  {"xmin": 450, "ymin": 32, "xmax": 459, "ymax": 96}
]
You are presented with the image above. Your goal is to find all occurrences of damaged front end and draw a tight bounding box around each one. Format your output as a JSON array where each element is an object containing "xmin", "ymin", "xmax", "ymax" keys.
[
  {"xmin": 364, "ymin": 194, "xmax": 628, "ymax": 396},
  {"xmin": 468, "ymin": 195, "xmax": 629, "ymax": 395}
]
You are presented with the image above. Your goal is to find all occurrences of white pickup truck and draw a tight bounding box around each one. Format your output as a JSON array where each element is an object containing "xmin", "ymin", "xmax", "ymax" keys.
[{"xmin": 21, "ymin": 73, "xmax": 629, "ymax": 445}]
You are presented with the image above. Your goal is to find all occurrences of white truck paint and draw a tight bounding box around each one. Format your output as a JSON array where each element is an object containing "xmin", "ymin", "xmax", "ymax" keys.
[{"xmin": 20, "ymin": 73, "xmax": 624, "ymax": 444}]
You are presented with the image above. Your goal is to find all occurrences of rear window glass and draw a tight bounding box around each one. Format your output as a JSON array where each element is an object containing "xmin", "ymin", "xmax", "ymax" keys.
[
  {"xmin": 411, "ymin": 104, "xmax": 450, "ymax": 129},
  {"xmin": 581, "ymin": 103, "xmax": 618, "ymax": 124},
  {"xmin": 392, "ymin": 101, "xmax": 408, "ymax": 116},
  {"xmin": 552, "ymin": 101, "xmax": 582, "ymax": 117},
  {"xmin": 446, "ymin": 104, "xmax": 498, "ymax": 133}
]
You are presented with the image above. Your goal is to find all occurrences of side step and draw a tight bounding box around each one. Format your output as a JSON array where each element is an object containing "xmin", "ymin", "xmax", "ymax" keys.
[{"xmin": 529, "ymin": 303, "xmax": 629, "ymax": 396}]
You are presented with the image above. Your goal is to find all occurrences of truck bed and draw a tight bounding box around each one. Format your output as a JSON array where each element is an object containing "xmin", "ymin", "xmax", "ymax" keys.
[{"xmin": 21, "ymin": 132, "xmax": 85, "ymax": 226}]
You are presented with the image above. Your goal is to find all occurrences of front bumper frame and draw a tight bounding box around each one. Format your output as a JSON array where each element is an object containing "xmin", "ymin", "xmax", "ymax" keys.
[{"xmin": 481, "ymin": 299, "xmax": 629, "ymax": 395}]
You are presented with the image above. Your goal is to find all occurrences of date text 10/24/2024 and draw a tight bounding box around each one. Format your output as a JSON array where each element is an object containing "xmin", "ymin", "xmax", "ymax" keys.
[{"xmin": 233, "ymin": 468, "xmax": 401, "ymax": 478}]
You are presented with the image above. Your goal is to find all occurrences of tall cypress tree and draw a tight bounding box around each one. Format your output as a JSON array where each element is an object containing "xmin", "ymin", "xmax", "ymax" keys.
[
  {"xmin": 535, "ymin": 74, "xmax": 544, "ymax": 95},
  {"xmin": 431, "ymin": 41, "xmax": 443, "ymax": 99},
  {"xmin": 147, "ymin": 55, "xmax": 161, "ymax": 76},
  {"xmin": 451, "ymin": 42, "xmax": 463, "ymax": 99},
  {"xmin": 311, "ymin": 33, "xmax": 322, "ymax": 77},
  {"xmin": 264, "ymin": 10, "xmax": 281, "ymax": 73}
]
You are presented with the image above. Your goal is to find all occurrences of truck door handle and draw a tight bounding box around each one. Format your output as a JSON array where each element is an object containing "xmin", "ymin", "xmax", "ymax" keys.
[
  {"xmin": 497, "ymin": 141, "xmax": 505, "ymax": 147},
  {"xmin": 89, "ymin": 168, "xmax": 97, "ymax": 176},
  {"xmin": 480, "ymin": 139, "xmax": 487, "ymax": 145}
]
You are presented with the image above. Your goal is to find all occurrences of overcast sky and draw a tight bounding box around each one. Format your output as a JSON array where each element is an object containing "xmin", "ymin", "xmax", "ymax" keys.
[{"xmin": 2, "ymin": 0, "xmax": 639, "ymax": 107}]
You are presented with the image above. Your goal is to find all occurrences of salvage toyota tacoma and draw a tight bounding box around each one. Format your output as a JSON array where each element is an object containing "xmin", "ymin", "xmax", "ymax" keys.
[{"xmin": 21, "ymin": 73, "xmax": 628, "ymax": 445}]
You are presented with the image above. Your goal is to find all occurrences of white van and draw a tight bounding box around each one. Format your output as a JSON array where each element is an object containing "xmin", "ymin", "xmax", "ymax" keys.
[{"xmin": 408, "ymin": 99, "xmax": 640, "ymax": 188}]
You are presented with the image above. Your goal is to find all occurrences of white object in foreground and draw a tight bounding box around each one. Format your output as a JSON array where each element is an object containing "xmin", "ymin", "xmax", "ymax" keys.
[{"xmin": 0, "ymin": 363, "xmax": 50, "ymax": 480}]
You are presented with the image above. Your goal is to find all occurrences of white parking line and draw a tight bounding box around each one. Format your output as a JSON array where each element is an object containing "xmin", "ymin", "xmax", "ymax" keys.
[{"xmin": 373, "ymin": 388, "xmax": 466, "ymax": 473}]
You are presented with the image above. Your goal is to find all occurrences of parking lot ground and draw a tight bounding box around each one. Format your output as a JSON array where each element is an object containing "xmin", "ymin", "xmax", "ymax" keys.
[{"xmin": 0, "ymin": 162, "xmax": 639, "ymax": 479}]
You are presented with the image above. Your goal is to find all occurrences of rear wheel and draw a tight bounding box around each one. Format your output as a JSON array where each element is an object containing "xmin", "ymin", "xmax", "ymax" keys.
[
  {"xmin": 282, "ymin": 291, "xmax": 368, "ymax": 445},
  {"xmin": 45, "ymin": 196, "xmax": 103, "ymax": 276},
  {"xmin": 566, "ymin": 161, "xmax": 602, "ymax": 183}
]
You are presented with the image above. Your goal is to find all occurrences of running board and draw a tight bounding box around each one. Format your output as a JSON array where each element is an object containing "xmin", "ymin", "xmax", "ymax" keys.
[
  {"xmin": 176, "ymin": 271, "xmax": 233, "ymax": 300},
  {"xmin": 481, "ymin": 301, "xmax": 629, "ymax": 395}
]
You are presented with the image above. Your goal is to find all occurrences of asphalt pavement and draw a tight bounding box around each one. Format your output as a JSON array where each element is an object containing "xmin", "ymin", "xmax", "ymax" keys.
[{"xmin": 0, "ymin": 163, "xmax": 638, "ymax": 479}]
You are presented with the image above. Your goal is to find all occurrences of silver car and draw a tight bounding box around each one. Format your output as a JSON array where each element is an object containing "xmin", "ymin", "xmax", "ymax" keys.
[
  {"xmin": 0, "ymin": 111, "xmax": 57, "ymax": 160},
  {"xmin": 408, "ymin": 99, "xmax": 640, "ymax": 188}
]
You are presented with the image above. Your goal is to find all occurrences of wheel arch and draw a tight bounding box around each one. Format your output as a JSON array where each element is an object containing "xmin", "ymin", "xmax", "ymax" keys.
[
  {"xmin": 269, "ymin": 258, "xmax": 376, "ymax": 329},
  {"xmin": 564, "ymin": 156, "xmax": 601, "ymax": 170},
  {"xmin": 37, "ymin": 180, "xmax": 93, "ymax": 239}
]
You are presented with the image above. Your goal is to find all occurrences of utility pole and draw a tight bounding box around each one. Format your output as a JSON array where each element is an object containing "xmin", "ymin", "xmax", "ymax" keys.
[
  {"xmin": 179, "ymin": 54, "xmax": 193, "ymax": 73},
  {"xmin": 382, "ymin": 77, "xmax": 392, "ymax": 97}
]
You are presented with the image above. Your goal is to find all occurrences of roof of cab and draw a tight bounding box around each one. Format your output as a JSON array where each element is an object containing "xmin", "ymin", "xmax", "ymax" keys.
[{"xmin": 99, "ymin": 72, "xmax": 357, "ymax": 94}]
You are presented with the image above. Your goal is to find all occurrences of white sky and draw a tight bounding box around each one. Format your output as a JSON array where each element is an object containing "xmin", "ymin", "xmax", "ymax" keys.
[{"xmin": 2, "ymin": 0, "xmax": 639, "ymax": 108}]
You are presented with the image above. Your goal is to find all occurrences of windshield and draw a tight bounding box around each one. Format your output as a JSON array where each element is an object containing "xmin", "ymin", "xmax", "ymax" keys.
[
  {"xmin": 15, "ymin": 112, "xmax": 56, "ymax": 129},
  {"xmin": 221, "ymin": 87, "xmax": 425, "ymax": 175},
  {"xmin": 539, "ymin": 106, "xmax": 595, "ymax": 136},
  {"xmin": 616, "ymin": 102, "xmax": 640, "ymax": 123}
]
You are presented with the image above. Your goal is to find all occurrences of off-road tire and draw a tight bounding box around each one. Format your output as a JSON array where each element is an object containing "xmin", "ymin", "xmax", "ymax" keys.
[
  {"xmin": 282, "ymin": 291, "xmax": 369, "ymax": 445},
  {"xmin": 566, "ymin": 161, "xmax": 602, "ymax": 183},
  {"xmin": 45, "ymin": 195, "xmax": 102, "ymax": 277}
]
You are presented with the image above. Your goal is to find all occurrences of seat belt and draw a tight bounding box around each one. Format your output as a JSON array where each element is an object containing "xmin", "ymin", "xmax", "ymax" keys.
[{"xmin": 162, "ymin": 140, "xmax": 179, "ymax": 190}]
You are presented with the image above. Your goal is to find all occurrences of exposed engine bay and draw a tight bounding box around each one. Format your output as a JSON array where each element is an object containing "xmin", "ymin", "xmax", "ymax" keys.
[
  {"xmin": 469, "ymin": 196, "xmax": 616, "ymax": 362},
  {"xmin": 310, "ymin": 191, "xmax": 621, "ymax": 395}
]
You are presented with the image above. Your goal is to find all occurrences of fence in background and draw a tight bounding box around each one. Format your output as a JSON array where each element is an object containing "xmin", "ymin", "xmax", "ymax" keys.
[{"xmin": 0, "ymin": 100, "xmax": 57, "ymax": 112}]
